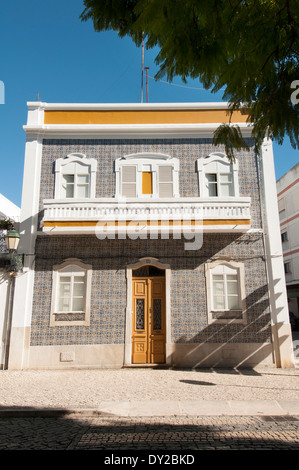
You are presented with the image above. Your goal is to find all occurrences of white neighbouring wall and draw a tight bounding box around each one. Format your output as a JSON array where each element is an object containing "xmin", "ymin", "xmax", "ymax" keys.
[
  {"xmin": 0, "ymin": 271, "xmax": 11, "ymax": 369},
  {"xmin": 0, "ymin": 193, "xmax": 20, "ymax": 222},
  {"xmin": 0, "ymin": 194, "xmax": 20, "ymax": 369},
  {"xmin": 259, "ymin": 138, "xmax": 295, "ymax": 368},
  {"xmin": 277, "ymin": 163, "xmax": 299, "ymax": 316}
]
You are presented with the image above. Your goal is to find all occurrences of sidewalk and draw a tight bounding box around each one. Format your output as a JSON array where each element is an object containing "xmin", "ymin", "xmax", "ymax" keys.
[
  {"xmin": 0, "ymin": 366, "xmax": 298, "ymax": 450},
  {"xmin": 0, "ymin": 366, "xmax": 298, "ymax": 417}
]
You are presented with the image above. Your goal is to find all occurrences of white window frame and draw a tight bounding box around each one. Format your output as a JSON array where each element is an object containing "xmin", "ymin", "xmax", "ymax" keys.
[
  {"xmin": 205, "ymin": 259, "xmax": 246, "ymax": 324},
  {"xmin": 50, "ymin": 258, "xmax": 92, "ymax": 326},
  {"xmin": 197, "ymin": 152, "xmax": 239, "ymax": 198},
  {"xmin": 54, "ymin": 153, "xmax": 97, "ymax": 199},
  {"xmin": 115, "ymin": 153, "xmax": 179, "ymax": 199}
]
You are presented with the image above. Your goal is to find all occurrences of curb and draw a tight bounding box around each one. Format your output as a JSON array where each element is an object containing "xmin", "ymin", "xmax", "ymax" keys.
[{"xmin": 1, "ymin": 400, "xmax": 299, "ymax": 418}]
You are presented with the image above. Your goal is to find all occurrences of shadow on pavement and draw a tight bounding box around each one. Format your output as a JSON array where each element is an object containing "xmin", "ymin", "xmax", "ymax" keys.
[{"xmin": 0, "ymin": 406, "xmax": 298, "ymax": 451}]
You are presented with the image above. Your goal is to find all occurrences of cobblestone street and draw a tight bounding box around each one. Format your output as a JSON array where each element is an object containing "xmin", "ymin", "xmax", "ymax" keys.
[
  {"xmin": 0, "ymin": 367, "xmax": 298, "ymax": 452},
  {"xmin": 0, "ymin": 414, "xmax": 298, "ymax": 451}
]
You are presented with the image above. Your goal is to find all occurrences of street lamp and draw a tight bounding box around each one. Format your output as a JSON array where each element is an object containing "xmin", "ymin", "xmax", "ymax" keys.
[
  {"xmin": 5, "ymin": 227, "xmax": 20, "ymax": 252},
  {"xmin": 1, "ymin": 226, "xmax": 21, "ymax": 369}
]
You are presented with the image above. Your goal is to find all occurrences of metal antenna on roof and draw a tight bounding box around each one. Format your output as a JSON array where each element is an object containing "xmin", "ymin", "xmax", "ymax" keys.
[
  {"xmin": 145, "ymin": 67, "xmax": 149, "ymax": 103},
  {"xmin": 141, "ymin": 32, "xmax": 144, "ymax": 102}
]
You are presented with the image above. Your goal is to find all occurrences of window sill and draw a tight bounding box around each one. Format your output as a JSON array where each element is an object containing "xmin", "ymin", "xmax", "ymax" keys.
[
  {"xmin": 50, "ymin": 312, "xmax": 89, "ymax": 326},
  {"xmin": 208, "ymin": 310, "xmax": 246, "ymax": 324},
  {"xmin": 211, "ymin": 310, "xmax": 243, "ymax": 320}
]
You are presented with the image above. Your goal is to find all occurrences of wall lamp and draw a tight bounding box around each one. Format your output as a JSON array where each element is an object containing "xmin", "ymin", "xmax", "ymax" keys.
[
  {"xmin": 5, "ymin": 227, "xmax": 20, "ymax": 252},
  {"xmin": 1, "ymin": 225, "xmax": 21, "ymax": 369},
  {"xmin": 6, "ymin": 228, "xmax": 23, "ymax": 274},
  {"xmin": 1, "ymin": 223, "xmax": 23, "ymax": 273}
]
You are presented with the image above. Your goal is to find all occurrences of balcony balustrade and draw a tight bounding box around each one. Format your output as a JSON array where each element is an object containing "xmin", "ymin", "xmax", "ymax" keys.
[{"xmin": 41, "ymin": 197, "xmax": 251, "ymax": 235}]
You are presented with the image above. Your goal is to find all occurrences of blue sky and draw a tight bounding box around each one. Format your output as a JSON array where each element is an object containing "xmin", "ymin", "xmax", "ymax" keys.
[{"xmin": 0, "ymin": 0, "xmax": 298, "ymax": 207}]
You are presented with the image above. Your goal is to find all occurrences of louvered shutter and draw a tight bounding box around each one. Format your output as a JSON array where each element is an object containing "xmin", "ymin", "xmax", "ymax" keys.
[
  {"xmin": 121, "ymin": 165, "xmax": 137, "ymax": 197},
  {"xmin": 158, "ymin": 166, "xmax": 173, "ymax": 197}
]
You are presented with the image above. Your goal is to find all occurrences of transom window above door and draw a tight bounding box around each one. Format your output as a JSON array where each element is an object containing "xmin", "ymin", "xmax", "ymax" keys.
[
  {"xmin": 115, "ymin": 153, "xmax": 179, "ymax": 199},
  {"xmin": 133, "ymin": 265, "xmax": 165, "ymax": 277}
]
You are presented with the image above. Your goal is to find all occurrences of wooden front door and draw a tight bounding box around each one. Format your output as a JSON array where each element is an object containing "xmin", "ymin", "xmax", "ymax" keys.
[{"xmin": 132, "ymin": 276, "xmax": 166, "ymax": 364}]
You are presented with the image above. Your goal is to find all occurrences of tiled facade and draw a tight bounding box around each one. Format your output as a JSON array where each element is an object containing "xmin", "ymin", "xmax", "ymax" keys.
[
  {"xmin": 31, "ymin": 233, "xmax": 270, "ymax": 347},
  {"xmin": 39, "ymin": 138, "xmax": 261, "ymax": 227},
  {"xmin": 9, "ymin": 102, "xmax": 293, "ymax": 370},
  {"xmin": 30, "ymin": 137, "xmax": 270, "ymax": 349}
]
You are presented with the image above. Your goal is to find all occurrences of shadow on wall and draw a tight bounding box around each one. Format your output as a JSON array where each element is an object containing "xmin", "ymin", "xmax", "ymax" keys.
[
  {"xmin": 32, "ymin": 231, "xmax": 264, "ymax": 271},
  {"xmin": 24, "ymin": 232, "xmax": 287, "ymax": 368},
  {"xmin": 169, "ymin": 282, "xmax": 277, "ymax": 369}
]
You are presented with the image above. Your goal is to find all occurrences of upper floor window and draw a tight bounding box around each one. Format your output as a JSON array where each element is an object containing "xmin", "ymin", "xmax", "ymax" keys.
[
  {"xmin": 197, "ymin": 152, "xmax": 239, "ymax": 198},
  {"xmin": 284, "ymin": 262, "xmax": 291, "ymax": 274},
  {"xmin": 54, "ymin": 153, "xmax": 97, "ymax": 199},
  {"xmin": 281, "ymin": 231, "xmax": 288, "ymax": 243},
  {"xmin": 205, "ymin": 259, "xmax": 246, "ymax": 323},
  {"xmin": 115, "ymin": 153, "xmax": 179, "ymax": 199},
  {"xmin": 278, "ymin": 197, "xmax": 286, "ymax": 221}
]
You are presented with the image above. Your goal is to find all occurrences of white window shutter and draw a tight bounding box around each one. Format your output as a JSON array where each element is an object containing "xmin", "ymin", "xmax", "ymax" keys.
[
  {"xmin": 121, "ymin": 165, "xmax": 137, "ymax": 197},
  {"xmin": 159, "ymin": 166, "xmax": 173, "ymax": 198}
]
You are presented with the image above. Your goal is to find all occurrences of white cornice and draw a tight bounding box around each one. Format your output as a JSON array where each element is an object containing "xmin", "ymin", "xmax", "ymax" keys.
[
  {"xmin": 27, "ymin": 101, "xmax": 235, "ymax": 110},
  {"xmin": 23, "ymin": 122, "xmax": 253, "ymax": 138},
  {"xmin": 24, "ymin": 101, "xmax": 252, "ymax": 138}
]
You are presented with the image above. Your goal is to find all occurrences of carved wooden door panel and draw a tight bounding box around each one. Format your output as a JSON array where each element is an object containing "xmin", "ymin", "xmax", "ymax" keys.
[{"xmin": 132, "ymin": 277, "xmax": 165, "ymax": 364}]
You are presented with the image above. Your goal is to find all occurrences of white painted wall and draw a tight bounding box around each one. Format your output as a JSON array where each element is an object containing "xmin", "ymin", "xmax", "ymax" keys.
[
  {"xmin": 7, "ymin": 133, "xmax": 43, "ymax": 370},
  {"xmin": 0, "ymin": 270, "xmax": 10, "ymax": 369},
  {"xmin": 277, "ymin": 162, "xmax": 299, "ymax": 316},
  {"xmin": 0, "ymin": 194, "xmax": 20, "ymax": 369},
  {"xmin": 0, "ymin": 193, "xmax": 20, "ymax": 222}
]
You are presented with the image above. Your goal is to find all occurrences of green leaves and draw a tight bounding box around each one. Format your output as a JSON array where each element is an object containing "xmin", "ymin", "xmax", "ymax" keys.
[
  {"xmin": 81, "ymin": 0, "xmax": 299, "ymax": 158},
  {"xmin": 212, "ymin": 124, "xmax": 250, "ymax": 163}
]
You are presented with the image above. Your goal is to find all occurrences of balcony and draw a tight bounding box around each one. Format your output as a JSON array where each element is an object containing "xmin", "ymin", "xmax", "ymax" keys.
[{"xmin": 41, "ymin": 197, "xmax": 251, "ymax": 235}]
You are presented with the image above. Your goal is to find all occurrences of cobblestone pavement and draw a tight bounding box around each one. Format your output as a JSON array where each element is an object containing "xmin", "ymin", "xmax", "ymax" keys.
[
  {"xmin": 0, "ymin": 367, "xmax": 298, "ymax": 407},
  {"xmin": 0, "ymin": 367, "xmax": 299, "ymax": 451},
  {"xmin": 0, "ymin": 414, "xmax": 298, "ymax": 451}
]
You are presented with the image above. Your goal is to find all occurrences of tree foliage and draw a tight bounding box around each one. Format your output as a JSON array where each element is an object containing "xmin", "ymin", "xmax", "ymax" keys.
[{"xmin": 81, "ymin": 0, "xmax": 299, "ymax": 159}]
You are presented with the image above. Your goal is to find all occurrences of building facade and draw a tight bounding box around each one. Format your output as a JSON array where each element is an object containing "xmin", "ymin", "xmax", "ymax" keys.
[
  {"xmin": 7, "ymin": 102, "xmax": 294, "ymax": 369},
  {"xmin": 277, "ymin": 163, "xmax": 299, "ymax": 319}
]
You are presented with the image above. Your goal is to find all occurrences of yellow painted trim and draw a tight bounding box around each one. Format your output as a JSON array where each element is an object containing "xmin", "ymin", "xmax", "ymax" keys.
[
  {"xmin": 142, "ymin": 172, "xmax": 153, "ymax": 195},
  {"xmin": 44, "ymin": 219, "xmax": 250, "ymax": 228},
  {"xmin": 44, "ymin": 109, "xmax": 249, "ymax": 125}
]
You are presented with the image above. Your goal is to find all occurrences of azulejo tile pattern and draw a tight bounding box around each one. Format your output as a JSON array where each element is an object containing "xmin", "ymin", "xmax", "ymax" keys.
[
  {"xmin": 30, "ymin": 138, "xmax": 269, "ymax": 347},
  {"xmin": 31, "ymin": 233, "xmax": 270, "ymax": 347},
  {"xmin": 39, "ymin": 138, "xmax": 261, "ymax": 228}
]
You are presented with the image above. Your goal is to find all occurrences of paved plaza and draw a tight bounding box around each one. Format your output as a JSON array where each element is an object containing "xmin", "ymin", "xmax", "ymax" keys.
[{"xmin": 0, "ymin": 366, "xmax": 298, "ymax": 451}]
